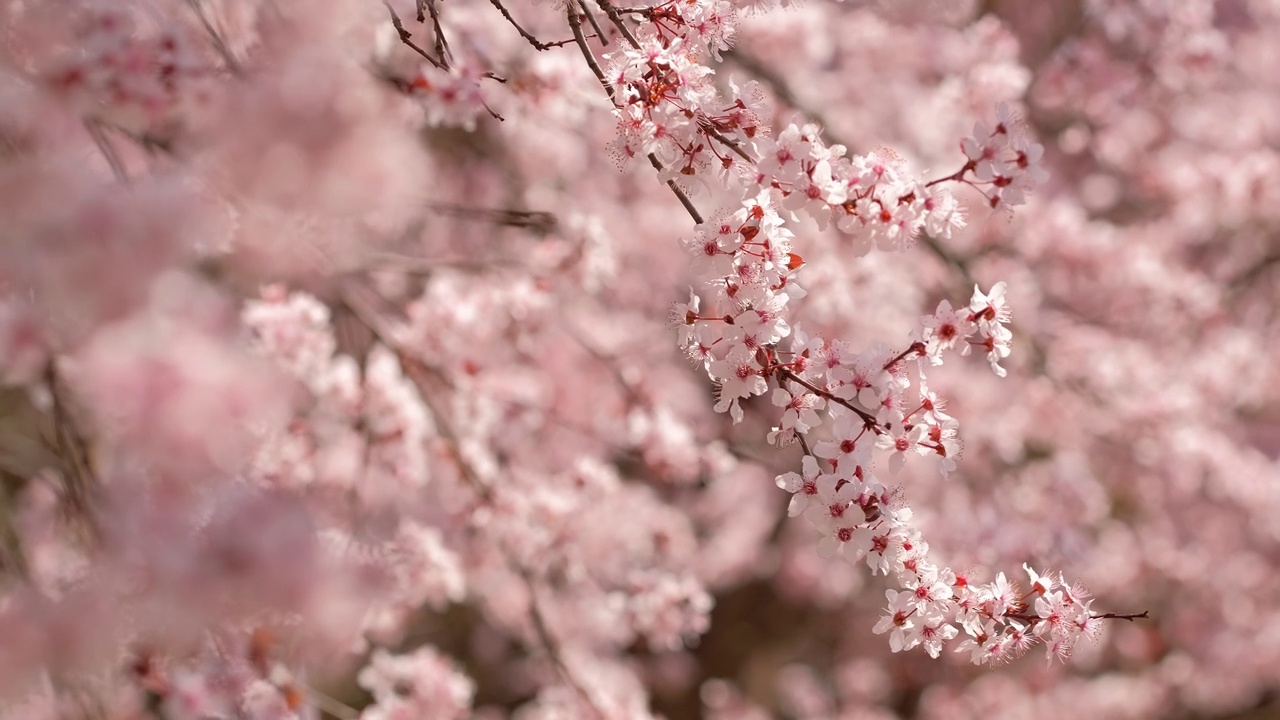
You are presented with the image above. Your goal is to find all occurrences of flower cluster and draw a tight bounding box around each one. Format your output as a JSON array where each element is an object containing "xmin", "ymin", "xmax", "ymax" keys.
[
  {"xmin": 672, "ymin": 97, "xmax": 1103, "ymax": 662},
  {"xmin": 358, "ymin": 647, "xmax": 474, "ymax": 720},
  {"xmin": 44, "ymin": 9, "xmax": 206, "ymax": 135},
  {"xmin": 959, "ymin": 102, "xmax": 1050, "ymax": 210},
  {"xmin": 604, "ymin": 14, "xmax": 763, "ymax": 181},
  {"xmin": 750, "ymin": 123, "xmax": 968, "ymax": 248}
]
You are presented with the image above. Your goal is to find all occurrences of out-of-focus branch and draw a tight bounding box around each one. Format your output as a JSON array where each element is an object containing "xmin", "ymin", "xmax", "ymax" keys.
[
  {"xmin": 45, "ymin": 364, "xmax": 101, "ymax": 542},
  {"xmin": 522, "ymin": 568, "xmax": 607, "ymax": 718},
  {"xmin": 338, "ymin": 284, "xmax": 493, "ymax": 500},
  {"xmin": 339, "ymin": 285, "xmax": 610, "ymax": 717},
  {"xmin": 423, "ymin": 202, "xmax": 559, "ymax": 234},
  {"xmin": 183, "ymin": 0, "xmax": 244, "ymax": 78},
  {"xmin": 723, "ymin": 49, "xmax": 833, "ymax": 133},
  {"xmin": 1228, "ymin": 249, "xmax": 1280, "ymax": 298},
  {"xmin": 84, "ymin": 120, "xmax": 127, "ymax": 182}
]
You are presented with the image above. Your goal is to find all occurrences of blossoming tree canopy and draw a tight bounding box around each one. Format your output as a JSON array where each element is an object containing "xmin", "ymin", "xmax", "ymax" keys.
[{"xmin": 5, "ymin": 0, "xmax": 1277, "ymax": 718}]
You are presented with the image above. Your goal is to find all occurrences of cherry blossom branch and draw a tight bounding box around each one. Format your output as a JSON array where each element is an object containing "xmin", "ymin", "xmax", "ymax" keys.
[
  {"xmin": 660, "ymin": 80, "xmax": 1144, "ymax": 660},
  {"xmin": 566, "ymin": 5, "xmax": 703, "ymax": 224},
  {"xmin": 776, "ymin": 367, "xmax": 877, "ymax": 427},
  {"xmin": 723, "ymin": 50, "xmax": 980, "ymax": 282}
]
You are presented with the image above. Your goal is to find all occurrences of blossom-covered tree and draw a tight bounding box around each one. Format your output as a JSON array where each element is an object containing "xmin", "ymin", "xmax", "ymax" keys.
[{"xmin": 0, "ymin": 0, "xmax": 1275, "ymax": 719}]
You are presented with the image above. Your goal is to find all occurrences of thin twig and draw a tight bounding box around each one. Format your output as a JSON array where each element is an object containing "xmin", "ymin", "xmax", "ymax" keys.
[
  {"xmin": 45, "ymin": 364, "xmax": 101, "ymax": 541},
  {"xmin": 84, "ymin": 120, "xmax": 127, "ymax": 182},
  {"xmin": 1091, "ymin": 611, "xmax": 1150, "ymax": 622},
  {"xmin": 480, "ymin": 99, "xmax": 505, "ymax": 122},
  {"xmin": 522, "ymin": 569, "xmax": 607, "ymax": 718},
  {"xmin": 425, "ymin": 0, "xmax": 452, "ymax": 68},
  {"xmin": 304, "ymin": 687, "xmax": 359, "ymax": 720},
  {"xmin": 567, "ymin": 6, "xmax": 702, "ymax": 224},
  {"xmin": 648, "ymin": 154, "xmax": 704, "ymax": 224},
  {"xmin": 703, "ymin": 125, "xmax": 754, "ymax": 163},
  {"xmin": 383, "ymin": 0, "xmax": 446, "ymax": 70},
  {"xmin": 338, "ymin": 285, "xmax": 492, "ymax": 499},
  {"xmin": 593, "ymin": 0, "xmax": 640, "ymax": 48},
  {"xmin": 183, "ymin": 0, "xmax": 244, "ymax": 77},
  {"xmin": 568, "ymin": 6, "xmax": 615, "ymax": 102},
  {"xmin": 778, "ymin": 367, "xmax": 877, "ymax": 427},
  {"xmin": 489, "ymin": 0, "xmax": 554, "ymax": 50},
  {"xmin": 578, "ymin": 0, "xmax": 610, "ymax": 47}
]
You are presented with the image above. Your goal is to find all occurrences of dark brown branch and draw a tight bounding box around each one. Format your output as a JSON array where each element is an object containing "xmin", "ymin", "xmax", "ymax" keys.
[
  {"xmin": 703, "ymin": 125, "xmax": 754, "ymax": 163},
  {"xmin": 578, "ymin": 0, "xmax": 610, "ymax": 47},
  {"xmin": 777, "ymin": 367, "xmax": 878, "ymax": 427},
  {"xmin": 489, "ymin": 0, "xmax": 556, "ymax": 51},
  {"xmin": 423, "ymin": 202, "xmax": 558, "ymax": 233},
  {"xmin": 882, "ymin": 341, "xmax": 926, "ymax": 371},
  {"xmin": 1091, "ymin": 610, "xmax": 1150, "ymax": 622},
  {"xmin": 383, "ymin": 0, "xmax": 446, "ymax": 70},
  {"xmin": 648, "ymin": 154, "xmax": 704, "ymax": 225},
  {"xmin": 425, "ymin": 0, "xmax": 452, "ymax": 67},
  {"xmin": 568, "ymin": 6, "xmax": 615, "ymax": 102},
  {"xmin": 593, "ymin": 0, "xmax": 640, "ymax": 48}
]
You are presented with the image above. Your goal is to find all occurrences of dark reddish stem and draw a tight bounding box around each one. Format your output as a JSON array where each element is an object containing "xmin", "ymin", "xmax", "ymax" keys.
[{"xmin": 777, "ymin": 367, "xmax": 878, "ymax": 428}]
